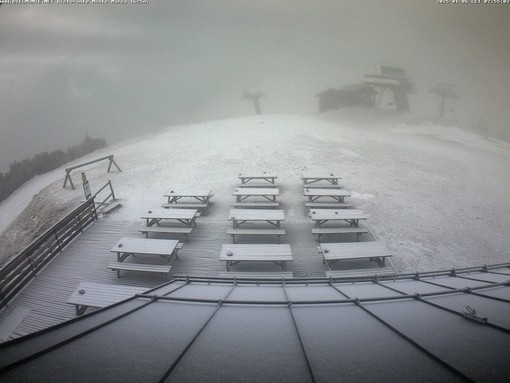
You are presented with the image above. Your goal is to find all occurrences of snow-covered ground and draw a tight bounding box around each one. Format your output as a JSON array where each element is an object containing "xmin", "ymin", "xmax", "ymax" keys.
[{"xmin": 1, "ymin": 110, "xmax": 509, "ymax": 272}]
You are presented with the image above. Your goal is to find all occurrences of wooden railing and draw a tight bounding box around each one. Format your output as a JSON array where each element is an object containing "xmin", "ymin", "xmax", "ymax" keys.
[
  {"xmin": 93, "ymin": 180, "xmax": 116, "ymax": 212},
  {"xmin": 0, "ymin": 198, "xmax": 98, "ymax": 310}
]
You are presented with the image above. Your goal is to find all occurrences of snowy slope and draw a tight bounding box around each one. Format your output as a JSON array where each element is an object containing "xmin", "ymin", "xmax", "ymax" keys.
[{"xmin": 0, "ymin": 110, "xmax": 508, "ymax": 272}]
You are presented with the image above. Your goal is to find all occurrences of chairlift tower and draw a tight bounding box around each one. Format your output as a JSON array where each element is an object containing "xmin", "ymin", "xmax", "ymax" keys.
[
  {"xmin": 242, "ymin": 91, "xmax": 265, "ymax": 115},
  {"xmin": 431, "ymin": 83, "xmax": 458, "ymax": 118}
]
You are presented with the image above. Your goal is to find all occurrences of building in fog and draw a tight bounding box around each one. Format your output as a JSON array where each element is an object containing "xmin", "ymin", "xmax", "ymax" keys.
[
  {"xmin": 363, "ymin": 65, "xmax": 414, "ymax": 112},
  {"xmin": 318, "ymin": 66, "xmax": 414, "ymax": 113},
  {"xmin": 316, "ymin": 84, "xmax": 377, "ymax": 113}
]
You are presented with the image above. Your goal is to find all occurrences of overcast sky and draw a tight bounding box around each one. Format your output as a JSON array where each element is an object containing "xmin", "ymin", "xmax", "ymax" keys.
[{"xmin": 0, "ymin": 1, "xmax": 509, "ymax": 171}]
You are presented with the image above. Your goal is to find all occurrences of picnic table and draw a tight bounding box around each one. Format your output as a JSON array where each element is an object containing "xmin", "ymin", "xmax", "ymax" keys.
[
  {"xmin": 301, "ymin": 172, "xmax": 342, "ymax": 185},
  {"xmin": 141, "ymin": 208, "xmax": 198, "ymax": 227},
  {"xmin": 232, "ymin": 188, "xmax": 279, "ymax": 203},
  {"xmin": 303, "ymin": 188, "xmax": 350, "ymax": 203},
  {"xmin": 220, "ymin": 244, "xmax": 293, "ymax": 271},
  {"xmin": 163, "ymin": 190, "xmax": 213, "ymax": 204},
  {"xmin": 310, "ymin": 208, "xmax": 367, "ymax": 227},
  {"xmin": 228, "ymin": 209, "xmax": 285, "ymax": 228},
  {"xmin": 318, "ymin": 242, "xmax": 392, "ymax": 268},
  {"xmin": 110, "ymin": 237, "xmax": 180, "ymax": 263},
  {"xmin": 67, "ymin": 282, "xmax": 147, "ymax": 316},
  {"xmin": 238, "ymin": 173, "xmax": 278, "ymax": 185}
]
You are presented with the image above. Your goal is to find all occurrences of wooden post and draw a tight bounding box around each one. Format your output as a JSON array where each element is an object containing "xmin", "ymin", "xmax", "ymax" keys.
[
  {"xmin": 63, "ymin": 169, "xmax": 75, "ymax": 190},
  {"xmin": 107, "ymin": 155, "xmax": 122, "ymax": 173}
]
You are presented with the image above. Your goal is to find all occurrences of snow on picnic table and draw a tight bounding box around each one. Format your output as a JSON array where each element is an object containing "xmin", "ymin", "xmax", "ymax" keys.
[{"xmin": 1, "ymin": 112, "xmax": 509, "ymax": 272}]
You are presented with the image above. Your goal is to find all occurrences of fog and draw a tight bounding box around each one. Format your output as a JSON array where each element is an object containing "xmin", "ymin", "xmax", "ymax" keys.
[{"xmin": 0, "ymin": 1, "xmax": 509, "ymax": 172}]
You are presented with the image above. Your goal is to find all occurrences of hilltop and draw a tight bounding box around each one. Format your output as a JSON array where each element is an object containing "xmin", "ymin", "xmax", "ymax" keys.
[{"xmin": 0, "ymin": 109, "xmax": 509, "ymax": 271}]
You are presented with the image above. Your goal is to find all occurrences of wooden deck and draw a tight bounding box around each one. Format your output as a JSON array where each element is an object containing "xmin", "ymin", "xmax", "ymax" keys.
[{"xmin": 0, "ymin": 216, "xmax": 391, "ymax": 342}]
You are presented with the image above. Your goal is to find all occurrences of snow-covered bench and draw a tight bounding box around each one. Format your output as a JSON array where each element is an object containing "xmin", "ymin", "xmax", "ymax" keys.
[
  {"xmin": 231, "ymin": 202, "xmax": 280, "ymax": 209},
  {"xmin": 305, "ymin": 202, "xmax": 352, "ymax": 209},
  {"xmin": 138, "ymin": 226, "xmax": 193, "ymax": 241},
  {"xmin": 67, "ymin": 282, "xmax": 147, "ymax": 315},
  {"xmin": 317, "ymin": 242, "xmax": 392, "ymax": 268},
  {"xmin": 161, "ymin": 202, "xmax": 208, "ymax": 209},
  {"xmin": 226, "ymin": 228, "xmax": 286, "ymax": 243},
  {"xmin": 107, "ymin": 262, "xmax": 172, "ymax": 279},
  {"xmin": 311, "ymin": 227, "xmax": 368, "ymax": 242},
  {"xmin": 236, "ymin": 183, "xmax": 279, "ymax": 188}
]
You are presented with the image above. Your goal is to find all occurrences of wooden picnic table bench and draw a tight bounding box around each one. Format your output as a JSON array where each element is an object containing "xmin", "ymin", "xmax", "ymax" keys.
[
  {"xmin": 110, "ymin": 237, "xmax": 180, "ymax": 263},
  {"xmin": 67, "ymin": 282, "xmax": 147, "ymax": 315},
  {"xmin": 236, "ymin": 183, "xmax": 279, "ymax": 188},
  {"xmin": 220, "ymin": 244, "xmax": 293, "ymax": 271},
  {"xmin": 309, "ymin": 208, "xmax": 367, "ymax": 228},
  {"xmin": 141, "ymin": 208, "xmax": 199, "ymax": 227},
  {"xmin": 138, "ymin": 226, "xmax": 193, "ymax": 241},
  {"xmin": 317, "ymin": 242, "xmax": 392, "ymax": 268},
  {"xmin": 107, "ymin": 262, "xmax": 172, "ymax": 279},
  {"xmin": 305, "ymin": 202, "xmax": 352, "ymax": 209},
  {"xmin": 231, "ymin": 202, "xmax": 280, "ymax": 209},
  {"xmin": 226, "ymin": 228, "xmax": 286, "ymax": 243},
  {"xmin": 303, "ymin": 188, "xmax": 350, "ymax": 203},
  {"xmin": 228, "ymin": 209, "xmax": 285, "ymax": 228},
  {"xmin": 301, "ymin": 183, "xmax": 343, "ymax": 189},
  {"xmin": 301, "ymin": 172, "xmax": 342, "ymax": 186},
  {"xmin": 163, "ymin": 190, "xmax": 213, "ymax": 204},
  {"xmin": 238, "ymin": 173, "xmax": 277, "ymax": 184},
  {"xmin": 161, "ymin": 202, "xmax": 208, "ymax": 210},
  {"xmin": 311, "ymin": 227, "xmax": 369, "ymax": 242},
  {"xmin": 232, "ymin": 187, "xmax": 279, "ymax": 203}
]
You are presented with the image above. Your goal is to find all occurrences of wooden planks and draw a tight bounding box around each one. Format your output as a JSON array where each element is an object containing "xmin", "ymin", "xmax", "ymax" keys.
[{"xmin": 0, "ymin": 203, "xmax": 390, "ymax": 341}]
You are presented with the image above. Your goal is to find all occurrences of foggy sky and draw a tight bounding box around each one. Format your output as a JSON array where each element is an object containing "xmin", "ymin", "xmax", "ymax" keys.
[{"xmin": 1, "ymin": 1, "xmax": 509, "ymax": 172}]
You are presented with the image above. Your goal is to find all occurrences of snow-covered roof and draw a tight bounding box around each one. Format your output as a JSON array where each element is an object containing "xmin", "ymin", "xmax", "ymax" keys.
[{"xmin": 1, "ymin": 265, "xmax": 509, "ymax": 382}]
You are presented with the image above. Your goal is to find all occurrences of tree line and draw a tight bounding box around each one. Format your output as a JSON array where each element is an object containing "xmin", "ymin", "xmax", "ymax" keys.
[{"xmin": 0, "ymin": 136, "xmax": 107, "ymax": 203}]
